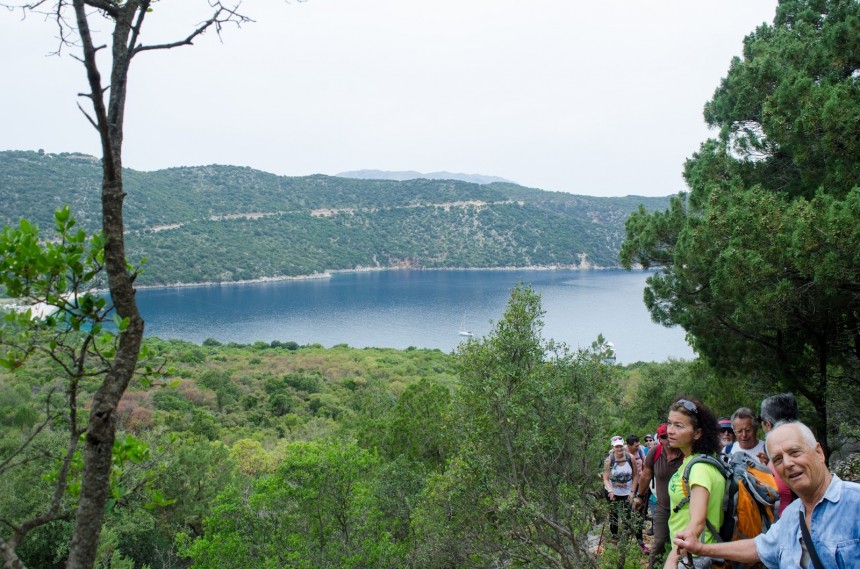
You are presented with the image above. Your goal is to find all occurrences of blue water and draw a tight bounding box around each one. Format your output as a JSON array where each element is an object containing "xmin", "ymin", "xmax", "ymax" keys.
[{"xmin": 135, "ymin": 269, "xmax": 694, "ymax": 364}]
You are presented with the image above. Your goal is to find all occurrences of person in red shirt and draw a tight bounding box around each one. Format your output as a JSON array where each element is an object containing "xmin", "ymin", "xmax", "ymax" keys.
[{"xmin": 634, "ymin": 423, "xmax": 684, "ymax": 568}]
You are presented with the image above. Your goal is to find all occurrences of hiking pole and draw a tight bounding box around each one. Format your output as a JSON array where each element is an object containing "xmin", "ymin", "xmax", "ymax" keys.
[{"xmin": 597, "ymin": 513, "xmax": 607, "ymax": 552}]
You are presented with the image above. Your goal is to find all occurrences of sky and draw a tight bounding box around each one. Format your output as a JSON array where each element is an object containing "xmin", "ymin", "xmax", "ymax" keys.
[{"xmin": 0, "ymin": 0, "xmax": 779, "ymax": 197}]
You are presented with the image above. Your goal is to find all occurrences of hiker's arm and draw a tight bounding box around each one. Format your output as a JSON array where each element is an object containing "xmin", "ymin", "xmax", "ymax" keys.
[
  {"xmin": 632, "ymin": 456, "xmax": 640, "ymax": 487},
  {"xmin": 684, "ymin": 485, "xmax": 710, "ymax": 537},
  {"xmin": 674, "ymin": 531, "xmax": 760, "ymax": 563},
  {"xmin": 602, "ymin": 458, "xmax": 614, "ymax": 498},
  {"xmin": 636, "ymin": 461, "xmax": 653, "ymax": 497},
  {"xmin": 663, "ymin": 545, "xmax": 679, "ymax": 569},
  {"xmin": 634, "ymin": 461, "xmax": 652, "ymax": 511}
]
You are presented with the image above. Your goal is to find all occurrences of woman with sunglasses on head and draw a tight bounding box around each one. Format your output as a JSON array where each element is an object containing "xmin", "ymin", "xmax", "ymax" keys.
[{"xmin": 664, "ymin": 398, "xmax": 724, "ymax": 569}]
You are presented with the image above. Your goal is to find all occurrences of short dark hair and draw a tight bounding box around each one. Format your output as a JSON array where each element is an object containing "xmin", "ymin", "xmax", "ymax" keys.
[
  {"xmin": 760, "ymin": 393, "xmax": 798, "ymax": 426},
  {"xmin": 626, "ymin": 434, "xmax": 640, "ymax": 445}
]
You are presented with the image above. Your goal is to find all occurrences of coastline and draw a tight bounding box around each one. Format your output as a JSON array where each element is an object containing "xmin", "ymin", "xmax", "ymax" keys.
[{"xmin": 132, "ymin": 264, "xmax": 626, "ymax": 291}]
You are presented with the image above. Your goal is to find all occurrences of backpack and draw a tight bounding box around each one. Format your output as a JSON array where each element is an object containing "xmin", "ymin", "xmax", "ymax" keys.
[
  {"xmin": 607, "ymin": 451, "xmax": 634, "ymax": 483},
  {"xmin": 673, "ymin": 452, "xmax": 779, "ymax": 569},
  {"xmin": 609, "ymin": 451, "xmax": 633, "ymax": 468}
]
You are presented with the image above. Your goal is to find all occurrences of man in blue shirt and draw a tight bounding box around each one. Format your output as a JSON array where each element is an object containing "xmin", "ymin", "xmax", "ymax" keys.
[{"xmin": 672, "ymin": 421, "xmax": 860, "ymax": 568}]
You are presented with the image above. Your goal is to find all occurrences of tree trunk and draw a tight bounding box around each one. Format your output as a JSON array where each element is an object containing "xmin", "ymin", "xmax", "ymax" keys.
[{"xmin": 65, "ymin": 3, "xmax": 145, "ymax": 568}]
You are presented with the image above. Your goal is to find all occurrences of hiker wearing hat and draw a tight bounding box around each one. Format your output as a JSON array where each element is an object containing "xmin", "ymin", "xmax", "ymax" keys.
[
  {"xmin": 603, "ymin": 435, "xmax": 640, "ymax": 542},
  {"xmin": 635, "ymin": 423, "xmax": 685, "ymax": 568},
  {"xmin": 717, "ymin": 417, "xmax": 735, "ymax": 453}
]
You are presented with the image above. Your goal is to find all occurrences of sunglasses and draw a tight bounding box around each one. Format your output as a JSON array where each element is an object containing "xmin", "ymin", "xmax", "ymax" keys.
[
  {"xmin": 676, "ymin": 399, "xmax": 698, "ymax": 414},
  {"xmin": 660, "ymin": 434, "xmax": 668, "ymax": 440},
  {"xmin": 719, "ymin": 427, "xmax": 734, "ymax": 433}
]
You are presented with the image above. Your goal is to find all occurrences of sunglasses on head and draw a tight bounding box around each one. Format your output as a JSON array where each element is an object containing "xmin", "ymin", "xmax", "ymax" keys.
[{"xmin": 676, "ymin": 399, "xmax": 698, "ymax": 414}]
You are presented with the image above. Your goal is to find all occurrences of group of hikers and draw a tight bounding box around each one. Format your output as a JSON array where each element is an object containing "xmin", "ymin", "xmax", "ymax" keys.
[{"xmin": 602, "ymin": 393, "xmax": 859, "ymax": 568}]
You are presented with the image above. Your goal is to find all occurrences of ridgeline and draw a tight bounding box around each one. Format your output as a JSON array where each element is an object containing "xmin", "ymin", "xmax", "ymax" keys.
[{"xmin": 1, "ymin": 150, "xmax": 670, "ymax": 286}]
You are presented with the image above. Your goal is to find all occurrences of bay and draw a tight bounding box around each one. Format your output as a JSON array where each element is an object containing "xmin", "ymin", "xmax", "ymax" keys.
[{"xmin": 136, "ymin": 269, "xmax": 694, "ymax": 364}]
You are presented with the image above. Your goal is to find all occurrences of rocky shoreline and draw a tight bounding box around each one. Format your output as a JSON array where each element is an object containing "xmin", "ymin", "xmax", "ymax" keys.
[{"xmin": 132, "ymin": 263, "xmax": 620, "ymax": 291}]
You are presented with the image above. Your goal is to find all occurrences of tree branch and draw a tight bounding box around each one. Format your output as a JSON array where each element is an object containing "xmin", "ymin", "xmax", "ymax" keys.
[{"xmin": 132, "ymin": 2, "xmax": 253, "ymax": 56}]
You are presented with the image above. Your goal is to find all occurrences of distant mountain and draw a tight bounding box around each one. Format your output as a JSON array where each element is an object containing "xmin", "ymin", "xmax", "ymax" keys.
[
  {"xmin": 1, "ymin": 150, "xmax": 671, "ymax": 286},
  {"xmin": 336, "ymin": 169, "xmax": 515, "ymax": 185}
]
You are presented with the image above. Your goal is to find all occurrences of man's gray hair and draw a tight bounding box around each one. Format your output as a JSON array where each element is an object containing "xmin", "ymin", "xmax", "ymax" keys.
[
  {"xmin": 731, "ymin": 407, "xmax": 759, "ymax": 427},
  {"xmin": 760, "ymin": 392, "xmax": 798, "ymax": 427},
  {"xmin": 766, "ymin": 421, "xmax": 818, "ymax": 455}
]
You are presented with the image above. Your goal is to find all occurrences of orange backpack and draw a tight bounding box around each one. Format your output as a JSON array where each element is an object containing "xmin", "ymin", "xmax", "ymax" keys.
[{"xmin": 674, "ymin": 452, "xmax": 779, "ymax": 568}]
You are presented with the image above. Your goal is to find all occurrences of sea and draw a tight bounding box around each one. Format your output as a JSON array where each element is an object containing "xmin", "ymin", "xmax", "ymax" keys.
[{"xmin": 135, "ymin": 269, "xmax": 694, "ymax": 364}]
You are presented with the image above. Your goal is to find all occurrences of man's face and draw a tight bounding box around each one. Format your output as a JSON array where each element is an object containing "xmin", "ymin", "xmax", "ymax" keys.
[
  {"xmin": 766, "ymin": 425, "xmax": 829, "ymax": 500},
  {"xmin": 627, "ymin": 440, "xmax": 640, "ymax": 453},
  {"xmin": 718, "ymin": 425, "xmax": 736, "ymax": 447},
  {"xmin": 732, "ymin": 416, "xmax": 758, "ymax": 449}
]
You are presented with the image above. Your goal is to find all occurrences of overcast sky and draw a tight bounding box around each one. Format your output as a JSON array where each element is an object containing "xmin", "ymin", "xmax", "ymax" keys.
[{"xmin": 1, "ymin": 0, "xmax": 778, "ymax": 197}]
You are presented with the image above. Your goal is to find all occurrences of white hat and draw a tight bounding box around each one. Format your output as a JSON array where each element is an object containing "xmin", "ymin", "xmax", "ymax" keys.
[{"xmin": 610, "ymin": 435, "xmax": 624, "ymax": 447}]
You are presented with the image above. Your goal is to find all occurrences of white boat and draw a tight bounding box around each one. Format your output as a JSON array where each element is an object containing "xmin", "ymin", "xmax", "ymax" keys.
[{"xmin": 458, "ymin": 317, "xmax": 474, "ymax": 337}]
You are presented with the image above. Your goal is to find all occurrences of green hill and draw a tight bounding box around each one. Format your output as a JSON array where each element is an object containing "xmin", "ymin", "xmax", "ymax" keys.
[{"xmin": 0, "ymin": 150, "xmax": 670, "ymax": 286}]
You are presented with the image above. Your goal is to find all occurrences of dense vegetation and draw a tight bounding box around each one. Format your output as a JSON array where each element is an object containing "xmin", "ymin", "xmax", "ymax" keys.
[
  {"xmin": 0, "ymin": 285, "xmax": 797, "ymax": 569},
  {"xmin": 3, "ymin": 286, "xmax": 853, "ymax": 569},
  {"xmin": 0, "ymin": 150, "xmax": 669, "ymax": 286}
]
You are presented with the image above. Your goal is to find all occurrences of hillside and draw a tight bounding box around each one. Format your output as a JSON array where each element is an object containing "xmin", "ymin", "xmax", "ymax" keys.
[{"xmin": 0, "ymin": 150, "xmax": 670, "ymax": 286}]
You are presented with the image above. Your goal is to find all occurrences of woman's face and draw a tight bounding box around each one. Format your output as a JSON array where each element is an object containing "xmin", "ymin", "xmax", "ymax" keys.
[{"xmin": 666, "ymin": 410, "xmax": 700, "ymax": 452}]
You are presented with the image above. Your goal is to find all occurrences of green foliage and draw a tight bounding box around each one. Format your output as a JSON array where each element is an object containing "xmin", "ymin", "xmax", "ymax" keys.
[
  {"xmin": 181, "ymin": 439, "xmax": 406, "ymax": 568},
  {"xmin": 415, "ymin": 285, "xmax": 615, "ymax": 567},
  {"xmin": 2, "ymin": 323, "xmax": 721, "ymax": 568}
]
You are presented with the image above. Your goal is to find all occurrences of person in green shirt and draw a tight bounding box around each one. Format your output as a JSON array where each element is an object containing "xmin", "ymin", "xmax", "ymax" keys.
[{"xmin": 664, "ymin": 398, "xmax": 724, "ymax": 569}]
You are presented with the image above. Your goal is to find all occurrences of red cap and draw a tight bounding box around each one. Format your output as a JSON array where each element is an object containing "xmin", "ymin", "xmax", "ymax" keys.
[{"xmin": 656, "ymin": 423, "xmax": 668, "ymax": 437}]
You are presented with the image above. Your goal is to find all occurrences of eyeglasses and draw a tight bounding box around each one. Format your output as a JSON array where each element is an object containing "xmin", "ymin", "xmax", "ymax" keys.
[
  {"xmin": 734, "ymin": 428, "xmax": 755, "ymax": 436},
  {"xmin": 644, "ymin": 438, "xmax": 653, "ymax": 442},
  {"xmin": 719, "ymin": 428, "xmax": 734, "ymax": 433},
  {"xmin": 659, "ymin": 434, "xmax": 668, "ymax": 440},
  {"xmin": 676, "ymin": 399, "xmax": 698, "ymax": 414}
]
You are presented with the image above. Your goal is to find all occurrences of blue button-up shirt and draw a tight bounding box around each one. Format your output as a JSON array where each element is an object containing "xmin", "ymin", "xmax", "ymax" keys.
[{"xmin": 754, "ymin": 474, "xmax": 860, "ymax": 568}]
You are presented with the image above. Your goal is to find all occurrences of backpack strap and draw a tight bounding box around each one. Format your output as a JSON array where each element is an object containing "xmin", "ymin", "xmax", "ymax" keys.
[
  {"xmin": 672, "ymin": 454, "xmax": 732, "ymax": 542},
  {"xmin": 799, "ymin": 510, "xmax": 826, "ymax": 569},
  {"xmin": 610, "ymin": 451, "xmax": 632, "ymax": 468}
]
